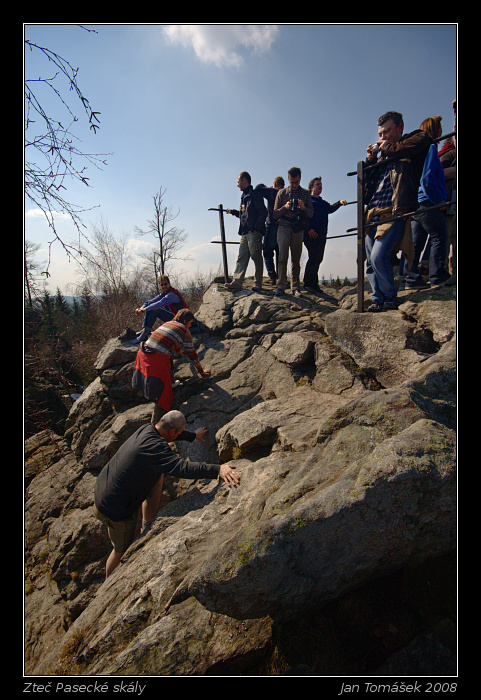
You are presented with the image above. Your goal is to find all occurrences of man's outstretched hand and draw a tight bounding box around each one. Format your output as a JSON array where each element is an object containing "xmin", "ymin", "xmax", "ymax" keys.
[
  {"xmin": 195, "ymin": 427, "xmax": 208, "ymax": 442},
  {"xmin": 219, "ymin": 464, "xmax": 240, "ymax": 488}
]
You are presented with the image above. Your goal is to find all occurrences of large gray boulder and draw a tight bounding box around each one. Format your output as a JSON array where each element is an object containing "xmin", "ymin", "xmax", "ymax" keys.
[{"xmin": 24, "ymin": 280, "xmax": 456, "ymax": 676}]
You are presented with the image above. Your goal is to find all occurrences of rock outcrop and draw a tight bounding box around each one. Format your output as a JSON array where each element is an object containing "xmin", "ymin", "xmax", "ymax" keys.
[{"xmin": 24, "ymin": 279, "xmax": 456, "ymax": 676}]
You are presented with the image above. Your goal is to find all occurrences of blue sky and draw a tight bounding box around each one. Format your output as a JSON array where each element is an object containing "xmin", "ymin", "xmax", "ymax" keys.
[{"xmin": 24, "ymin": 23, "xmax": 457, "ymax": 294}]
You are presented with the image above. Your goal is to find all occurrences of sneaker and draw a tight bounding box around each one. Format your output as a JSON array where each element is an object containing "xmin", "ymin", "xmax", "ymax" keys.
[
  {"xmin": 405, "ymin": 282, "xmax": 430, "ymax": 290},
  {"xmin": 252, "ymin": 286, "xmax": 263, "ymax": 293},
  {"xmin": 429, "ymin": 274, "xmax": 453, "ymax": 288},
  {"xmin": 294, "ymin": 289, "xmax": 302, "ymax": 298},
  {"xmin": 224, "ymin": 281, "xmax": 241, "ymax": 291},
  {"xmin": 383, "ymin": 299, "xmax": 399, "ymax": 310},
  {"xmin": 275, "ymin": 288, "xmax": 285, "ymax": 297},
  {"xmin": 131, "ymin": 328, "xmax": 152, "ymax": 345},
  {"xmin": 367, "ymin": 302, "xmax": 384, "ymax": 312},
  {"xmin": 140, "ymin": 520, "xmax": 154, "ymax": 536},
  {"xmin": 118, "ymin": 327, "xmax": 137, "ymax": 341}
]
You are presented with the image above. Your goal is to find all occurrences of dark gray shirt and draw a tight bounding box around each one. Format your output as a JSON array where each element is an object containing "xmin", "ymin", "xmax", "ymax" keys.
[{"xmin": 94, "ymin": 424, "xmax": 219, "ymax": 521}]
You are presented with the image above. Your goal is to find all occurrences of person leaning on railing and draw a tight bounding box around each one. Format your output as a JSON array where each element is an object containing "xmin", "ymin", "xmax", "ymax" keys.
[
  {"xmin": 363, "ymin": 110, "xmax": 431, "ymax": 312},
  {"xmin": 403, "ymin": 115, "xmax": 453, "ymax": 290}
]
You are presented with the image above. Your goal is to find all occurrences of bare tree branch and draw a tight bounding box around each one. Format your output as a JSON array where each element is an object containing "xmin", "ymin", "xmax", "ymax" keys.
[{"xmin": 24, "ymin": 32, "xmax": 110, "ymax": 276}]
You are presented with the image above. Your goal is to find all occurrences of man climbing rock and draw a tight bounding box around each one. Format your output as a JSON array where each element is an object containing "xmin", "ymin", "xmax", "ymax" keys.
[{"xmin": 93, "ymin": 410, "xmax": 239, "ymax": 578}]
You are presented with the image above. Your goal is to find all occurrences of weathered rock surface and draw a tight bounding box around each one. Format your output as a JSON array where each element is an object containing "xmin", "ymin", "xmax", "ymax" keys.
[{"xmin": 24, "ymin": 280, "xmax": 456, "ymax": 676}]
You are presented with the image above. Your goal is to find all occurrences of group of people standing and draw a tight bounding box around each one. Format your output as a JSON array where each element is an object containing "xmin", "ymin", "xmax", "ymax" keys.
[
  {"xmin": 363, "ymin": 107, "xmax": 456, "ymax": 312},
  {"xmin": 225, "ymin": 168, "xmax": 347, "ymax": 297},
  {"xmin": 223, "ymin": 104, "xmax": 456, "ymax": 313}
]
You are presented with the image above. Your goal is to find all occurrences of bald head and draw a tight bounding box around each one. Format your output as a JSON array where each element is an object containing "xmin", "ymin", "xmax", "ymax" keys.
[{"xmin": 156, "ymin": 410, "xmax": 186, "ymax": 440}]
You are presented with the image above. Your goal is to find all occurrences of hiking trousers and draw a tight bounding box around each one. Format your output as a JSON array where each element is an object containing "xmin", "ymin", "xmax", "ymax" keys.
[
  {"xmin": 277, "ymin": 224, "xmax": 303, "ymax": 291},
  {"xmin": 231, "ymin": 230, "xmax": 264, "ymax": 288}
]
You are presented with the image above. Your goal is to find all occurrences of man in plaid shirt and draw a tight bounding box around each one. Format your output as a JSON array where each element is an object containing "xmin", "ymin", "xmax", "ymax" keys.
[{"xmin": 363, "ymin": 111, "xmax": 431, "ymax": 312}]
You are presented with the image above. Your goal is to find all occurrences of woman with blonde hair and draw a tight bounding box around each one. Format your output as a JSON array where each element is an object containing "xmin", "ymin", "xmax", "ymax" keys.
[{"xmin": 420, "ymin": 115, "xmax": 443, "ymax": 140}]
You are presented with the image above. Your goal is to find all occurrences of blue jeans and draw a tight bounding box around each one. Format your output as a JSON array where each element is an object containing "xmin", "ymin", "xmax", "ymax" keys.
[
  {"xmin": 365, "ymin": 218, "xmax": 404, "ymax": 304},
  {"xmin": 406, "ymin": 202, "xmax": 450, "ymax": 286},
  {"xmin": 143, "ymin": 307, "xmax": 174, "ymax": 329}
]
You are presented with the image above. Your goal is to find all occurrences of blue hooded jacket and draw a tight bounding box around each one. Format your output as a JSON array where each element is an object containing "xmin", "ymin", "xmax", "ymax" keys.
[{"xmin": 418, "ymin": 144, "xmax": 447, "ymax": 205}]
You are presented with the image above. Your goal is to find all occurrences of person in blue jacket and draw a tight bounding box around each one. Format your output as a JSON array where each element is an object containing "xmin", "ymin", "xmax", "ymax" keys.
[
  {"xmin": 131, "ymin": 274, "xmax": 188, "ymax": 344},
  {"xmin": 303, "ymin": 177, "xmax": 347, "ymax": 293},
  {"xmin": 404, "ymin": 116, "xmax": 451, "ymax": 289}
]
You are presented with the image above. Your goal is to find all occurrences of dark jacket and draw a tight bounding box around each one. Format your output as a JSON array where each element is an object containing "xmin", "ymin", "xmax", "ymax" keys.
[
  {"xmin": 255, "ymin": 184, "xmax": 279, "ymax": 226},
  {"xmin": 94, "ymin": 424, "xmax": 219, "ymax": 521},
  {"xmin": 231, "ymin": 184, "xmax": 267, "ymax": 235},
  {"xmin": 364, "ymin": 129, "xmax": 432, "ymax": 214},
  {"xmin": 308, "ymin": 196, "xmax": 343, "ymax": 235}
]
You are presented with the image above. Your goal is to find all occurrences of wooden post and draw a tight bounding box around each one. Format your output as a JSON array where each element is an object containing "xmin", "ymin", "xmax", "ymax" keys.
[
  {"xmin": 208, "ymin": 206, "xmax": 230, "ymax": 283},
  {"xmin": 356, "ymin": 161, "xmax": 365, "ymax": 313},
  {"xmin": 217, "ymin": 205, "xmax": 229, "ymax": 283}
]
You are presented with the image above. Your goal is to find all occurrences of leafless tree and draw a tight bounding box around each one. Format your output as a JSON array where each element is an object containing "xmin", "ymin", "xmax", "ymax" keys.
[
  {"xmin": 74, "ymin": 217, "xmax": 141, "ymax": 299},
  {"xmin": 135, "ymin": 186, "xmax": 190, "ymax": 282},
  {"xmin": 25, "ymin": 240, "xmax": 45, "ymax": 308}
]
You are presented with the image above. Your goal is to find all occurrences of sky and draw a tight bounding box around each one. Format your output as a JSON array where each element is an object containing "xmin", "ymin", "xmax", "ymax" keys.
[{"xmin": 24, "ymin": 23, "xmax": 457, "ymax": 295}]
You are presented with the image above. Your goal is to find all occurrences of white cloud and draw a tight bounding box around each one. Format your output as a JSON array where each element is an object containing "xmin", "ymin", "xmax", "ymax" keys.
[
  {"xmin": 127, "ymin": 238, "xmax": 156, "ymax": 257},
  {"xmin": 26, "ymin": 208, "xmax": 71, "ymax": 220},
  {"xmin": 162, "ymin": 25, "xmax": 279, "ymax": 68}
]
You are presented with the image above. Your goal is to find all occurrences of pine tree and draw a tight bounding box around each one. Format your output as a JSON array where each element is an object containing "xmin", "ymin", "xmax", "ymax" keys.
[
  {"xmin": 54, "ymin": 287, "xmax": 70, "ymax": 316},
  {"xmin": 79, "ymin": 285, "xmax": 97, "ymax": 341},
  {"xmin": 37, "ymin": 289, "xmax": 57, "ymax": 343}
]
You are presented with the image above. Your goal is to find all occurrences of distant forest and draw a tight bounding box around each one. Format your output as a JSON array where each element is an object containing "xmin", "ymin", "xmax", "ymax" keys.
[{"xmin": 24, "ymin": 278, "xmax": 209, "ymax": 439}]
